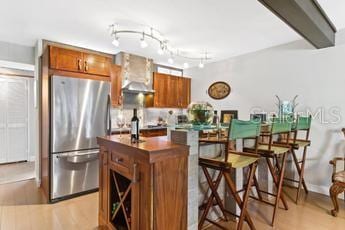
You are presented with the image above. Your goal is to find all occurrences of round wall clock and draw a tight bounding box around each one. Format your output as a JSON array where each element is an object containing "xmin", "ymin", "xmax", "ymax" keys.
[{"xmin": 208, "ymin": 81, "xmax": 231, "ymax": 100}]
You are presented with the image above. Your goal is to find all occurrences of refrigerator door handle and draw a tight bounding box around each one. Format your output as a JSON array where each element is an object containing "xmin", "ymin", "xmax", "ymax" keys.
[
  {"xmin": 56, "ymin": 150, "xmax": 99, "ymax": 163},
  {"xmin": 105, "ymin": 94, "xmax": 112, "ymax": 136},
  {"xmin": 66, "ymin": 153, "xmax": 98, "ymax": 163}
]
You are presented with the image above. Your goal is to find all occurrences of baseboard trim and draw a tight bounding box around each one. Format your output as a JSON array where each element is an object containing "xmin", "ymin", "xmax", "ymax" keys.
[
  {"xmin": 306, "ymin": 182, "xmax": 344, "ymax": 200},
  {"xmin": 35, "ymin": 178, "xmax": 41, "ymax": 187},
  {"xmin": 28, "ymin": 156, "xmax": 36, "ymax": 162}
]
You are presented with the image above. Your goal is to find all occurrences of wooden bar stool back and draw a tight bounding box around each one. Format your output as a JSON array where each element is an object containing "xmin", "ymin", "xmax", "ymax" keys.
[
  {"xmin": 199, "ymin": 119, "xmax": 261, "ymax": 230},
  {"xmin": 247, "ymin": 117, "xmax": 292, "ymax": 227}
]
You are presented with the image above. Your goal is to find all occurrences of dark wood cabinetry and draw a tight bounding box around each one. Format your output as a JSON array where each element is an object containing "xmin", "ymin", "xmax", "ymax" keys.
[
  {"xmin": 110, "ymin": 65, "xmax": 122, "ymax": 107},
  {"xmin": 112, "ymin": 128, "xmax": 167, "ymax": 137},
  {"xmin": 49, "ymin": 46, "xmax": 111, "ymax": 76},
  {"xmin": 49, "ymin": 46, "xmax": 83, "ymax": 72},
  {"xmin": 178, "ymin": 76, "xmax": 191, "ymax": 108},
  {"xmin": 140, "ymin": 128, "xmax": 167, "ymax": 137},
  {"xmin": 99, "ymin": 148, "xmax": 109, "ymax": 223},
  {"xmin": 97, "ymin": 136, "xmax": 188, "ymax": 230},
  {"xmin": 146, "ymin": 73, "xmax": 191, "ymax": 108}
]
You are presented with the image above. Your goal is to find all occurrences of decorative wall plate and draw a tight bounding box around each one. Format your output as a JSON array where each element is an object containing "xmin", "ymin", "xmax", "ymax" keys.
[{"xmin": 208, "ymin": 81, "xmax": 231, "ymax": 100}]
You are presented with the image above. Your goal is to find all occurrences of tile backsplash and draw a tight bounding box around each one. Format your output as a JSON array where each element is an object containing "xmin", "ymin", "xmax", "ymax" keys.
[{"xmin": 111, "ymin": 107, "xmax": 186, "ymax": 128}]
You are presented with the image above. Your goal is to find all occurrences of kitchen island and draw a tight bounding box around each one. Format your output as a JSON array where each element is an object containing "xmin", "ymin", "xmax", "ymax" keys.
[{"xmin": 97, "ymin": 135, "xmax": 189, "ymax": 230}]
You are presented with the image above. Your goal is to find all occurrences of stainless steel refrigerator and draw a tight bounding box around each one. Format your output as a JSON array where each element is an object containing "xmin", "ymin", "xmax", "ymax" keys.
[{"xmin": 50, "ymin": 75, "xmax": 110, "ymax": 200}]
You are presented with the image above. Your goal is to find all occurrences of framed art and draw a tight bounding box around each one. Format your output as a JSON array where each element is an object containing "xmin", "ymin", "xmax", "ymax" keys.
[
  {"xmin": 208, "ymin": 81, "xmax": 231, "ymax": 100},
  {"xmin": 220, "ymin": 110, "xmax": 238, "ymax": 124}
]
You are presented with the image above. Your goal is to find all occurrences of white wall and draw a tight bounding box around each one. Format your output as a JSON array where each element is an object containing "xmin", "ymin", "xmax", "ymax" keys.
[
  {"xmin": 0, "ymin": 41, "xmax": 35, "ymax": 65},
  {"xmin": 185, "ymin": 30, "xmax": 345, "ymax": 195}
]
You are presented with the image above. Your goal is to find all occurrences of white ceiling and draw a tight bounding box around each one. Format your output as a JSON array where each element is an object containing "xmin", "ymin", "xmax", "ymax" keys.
[{"xmin": 0, "ymin": 0, "xmax": 344, "ymax": 68}]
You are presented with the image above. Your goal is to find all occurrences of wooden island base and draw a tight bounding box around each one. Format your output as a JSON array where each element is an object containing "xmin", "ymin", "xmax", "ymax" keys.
[{"xmin": 97, "ymin": 135, "xmax": 189, "ymax": 230}]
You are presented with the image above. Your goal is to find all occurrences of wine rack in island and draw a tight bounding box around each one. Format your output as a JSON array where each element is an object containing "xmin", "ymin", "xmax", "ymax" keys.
[
  {"xmin": 97, "ymin": 136, "xmax": 189, "ymax": 230},
  {"xmin": 110, "ymin": 165, "xmax": 138, "ymax": 229}
]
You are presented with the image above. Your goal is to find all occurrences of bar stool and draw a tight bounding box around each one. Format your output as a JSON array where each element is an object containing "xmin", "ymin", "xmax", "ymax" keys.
[
  {"xmin": 198, "ymin": 119, "xmax": 261, "ymax": 230},
  {"xmin": 281, "ymin": 115, "xmax": 312, "ymax": 203},
  {"xmin": 246, "ymin": 117, "xmax": 292, "ymax": 227}
]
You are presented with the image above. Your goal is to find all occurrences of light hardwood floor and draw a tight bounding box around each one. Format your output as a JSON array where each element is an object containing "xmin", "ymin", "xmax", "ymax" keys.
[
  {"xmin": 0, "ymin": 179, "xmax": 344, "ymax": 230},
  {"xmin": 0, "ymin": 179, "xmax": 98, "ymax": 230},
  {"xmin": 0, "ymin": 162, "xmax": 35, "ymax": 185},
  {"xmin": 206, "ymin": 187, "xmax": 345, "ymax": 230}
]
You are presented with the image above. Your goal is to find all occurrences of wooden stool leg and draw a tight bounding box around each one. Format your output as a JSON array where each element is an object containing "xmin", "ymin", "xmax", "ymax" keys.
[
  {"xmin": 203, "ymin": 166, "xmax": 229, "ymax": 220},
  {"xmin": 238, "ymin": 163, "xmax": 257, "ymax": 230},
  {"xmin": 223, "ymin": 171, "xmax": 256, "ymax": 230},
  {"xmin": 295, "ymin": 147, "xmax": 309, "ymax": 203},
  {"xmin": 330, "ymin": 182, "xmax": 345, "ymax": 217},
  {"xmin": 271, "ymin": 152, "xmax": 288, "ymax": 226},
  {"xmin": 199, "ymin": 166, "xmax": 227, "ymax": 229},
  {"xmin": 291, "ymin": 149, "xmax": 309, "ymax": 192},
  {"xmin": 253, "ymin": 174, "xmax": 263, "ymax": 201},
  {"xmin": 266, "ymin": 157, "xmax": 289, "ymax": 210}
]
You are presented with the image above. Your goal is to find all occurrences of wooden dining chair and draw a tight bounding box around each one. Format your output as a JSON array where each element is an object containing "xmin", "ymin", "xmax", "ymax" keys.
[
  {"xmin": 329, "ymin": 128, "xmax": 345, "ymax": 217},
  {"xmin": 245, "ymin": 117, "xmax": 292, "ymax": 226},
  {"xmin": 280, "ymin": 115, "xmax": 312, "ymax": 203},
  {"xmin": 198, "ymin": 119, "xmax": 261, "ymax": 230}
]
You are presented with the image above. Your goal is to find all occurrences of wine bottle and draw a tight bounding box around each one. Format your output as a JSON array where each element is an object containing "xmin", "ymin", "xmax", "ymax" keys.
[{"xmin": 131, "ymin": 108, "xmax": 139, "ymax": 143}]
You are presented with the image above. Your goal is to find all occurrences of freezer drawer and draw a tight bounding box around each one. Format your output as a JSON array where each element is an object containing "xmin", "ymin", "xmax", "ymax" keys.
[{"xmin": 51, "ymin": 150, "xmax": 99, "ymax": 200}]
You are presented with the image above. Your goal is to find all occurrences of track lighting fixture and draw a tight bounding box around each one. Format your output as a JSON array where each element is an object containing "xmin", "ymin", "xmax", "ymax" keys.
[
  {"xmin": 140, "ymin": 33, "xmax": 148, "ymax": 48},
  {"xmin": 109, "ymin": 23, "xmax": 212, "ymax": 67}
]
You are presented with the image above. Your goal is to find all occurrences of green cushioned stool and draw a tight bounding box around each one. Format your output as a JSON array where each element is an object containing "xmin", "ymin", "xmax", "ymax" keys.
[
  {"xmin": 281, "ymin": 115, "xmax": 312, "ymax": 204},
  {"xmin": 245, "ymin": 116, "xmax": 292, "ymax": 227},
  {"xmin": 199, "ymin": 119, "xmax": 261, "ymax": 230}
]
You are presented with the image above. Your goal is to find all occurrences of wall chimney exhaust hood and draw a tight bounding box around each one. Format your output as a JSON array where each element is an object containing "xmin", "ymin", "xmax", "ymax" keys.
[
  {"xmin": 115, "ymin": 52, "xmax": 154, "ymax": 94},
  {"xmin": 122, "ymin": 80, "xmax": 155, "ymax": 94}
]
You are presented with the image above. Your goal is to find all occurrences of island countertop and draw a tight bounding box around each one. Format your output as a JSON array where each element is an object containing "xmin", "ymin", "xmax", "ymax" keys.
[{"xmin": 97, "ymin": 135, "xmax": 189, "ymax": 163}]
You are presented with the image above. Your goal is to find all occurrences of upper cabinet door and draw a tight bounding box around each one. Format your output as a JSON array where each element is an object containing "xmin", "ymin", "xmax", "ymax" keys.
[
  {"xmin": 148, "ymin": 73, "xmax": 191, "ymax": 108},
  {"xmin": 153, "ymin": 73, "xmax": 169, "ymax": 107},
  {"xmin": 110, "ymin": 65, "xmax": 122, "ymax": 107},
  {"xmin": 179, "ymin": 77, "xmax": 191, "ymax": 108},
  {"xmin": 49, "ymin": 46, "xmax": 83, "ymax": 72},
  {"xmin": 83, "ymin": 53, "xmax": 111, "ymax": 76},
  {"xmin": 167, "ymin": 75, "xmax": 180, "ymax": 108}
]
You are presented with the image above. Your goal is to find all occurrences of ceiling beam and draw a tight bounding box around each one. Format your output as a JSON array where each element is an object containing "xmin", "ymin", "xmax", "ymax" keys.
[{"xmin": 258, "ymin": 0, "xmax": 337, "ymax": 49}]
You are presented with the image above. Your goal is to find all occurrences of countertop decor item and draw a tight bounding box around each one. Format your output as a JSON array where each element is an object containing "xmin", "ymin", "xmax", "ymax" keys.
[
  {"xmin": 220, "ymin": 110, "xmax": 238, "ymax": 125},
  {"xmin": 208, "ymin": 81, "xmax": 231, "ymax": 100},
  {"xmin": 187, "ymin": 102, "xmax": 214, "ymax": 125},
  {"xmin": 275, "ymin": 95, "xmax": 298, "ymax": 116}
]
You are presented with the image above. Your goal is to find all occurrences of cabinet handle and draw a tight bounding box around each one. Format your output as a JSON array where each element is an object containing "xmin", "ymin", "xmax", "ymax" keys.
[
  {"xmin": 84, "ymin": 61, "xmax": 89, "ymax": 72},
  {"xmin": 77, "ymin": 59, "xmax": 82, "ymax": 70}
]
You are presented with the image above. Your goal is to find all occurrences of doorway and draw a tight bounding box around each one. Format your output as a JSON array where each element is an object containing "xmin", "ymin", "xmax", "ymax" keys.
[{"xmin": 0, "ymin": 75, "xmax": 34, "ymax": 184}]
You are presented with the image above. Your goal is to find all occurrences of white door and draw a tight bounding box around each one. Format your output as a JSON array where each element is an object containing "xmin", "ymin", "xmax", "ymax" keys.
[{"xmin": 0, "ymin": 76, "xmax": 28, "ymax": 163}]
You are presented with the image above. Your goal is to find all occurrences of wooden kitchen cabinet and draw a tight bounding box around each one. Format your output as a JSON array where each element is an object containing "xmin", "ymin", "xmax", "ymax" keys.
[
  {"xmin": 49, "ymin": 46, "xmax": 111, "ymax": 76},
  {"xmin": 178, "ymin": 77, "xmax": 191, "ymax": 108},
  {"xmin": 167, "ymin": 75, "xmax": 180, "ymax": 107},
  {"xmin": 99, "ymin": 147, "xmax": 109, "ymax": 223},
  {"xmin": 152, "ymin": 72, "xmax": 169, "ymax": 107},
  {"xmin": 140, "ymin": 128, "xmax": 167, "ymax": 137},
  {"xmin": 146, "ymin": 73, "xmax": 191, "ymax": 108},
  {"xmin": 83, "ymin": 53, "xmax": 111, "ymax": 76},
  {"xmin": 97, "ymin": 136, "xmax": 188, "ymax": 230},
  {"xmin": 49, "ymin": 46, "xmax": 83, "ymax": 73},
  {"xmin": 110, "ymin": 64, "xmax": 122, "ymax": 107}
]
